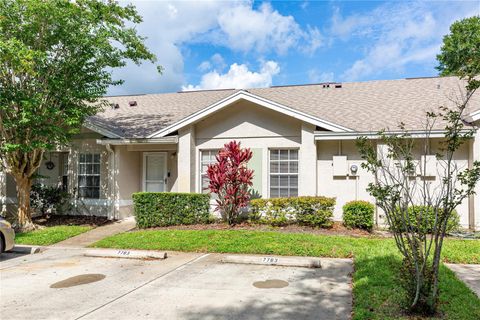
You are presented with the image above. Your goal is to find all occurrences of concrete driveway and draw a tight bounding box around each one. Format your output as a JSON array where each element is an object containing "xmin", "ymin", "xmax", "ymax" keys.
[{"xmin": 1, "ymin": 249, "xmax": 352, "ymax": 320}]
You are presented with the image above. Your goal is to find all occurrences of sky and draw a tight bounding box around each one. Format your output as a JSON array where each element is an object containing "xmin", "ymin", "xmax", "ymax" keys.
[{"xmin": 108, "ymin": 0, "xmax": 480, "ymax": 96}]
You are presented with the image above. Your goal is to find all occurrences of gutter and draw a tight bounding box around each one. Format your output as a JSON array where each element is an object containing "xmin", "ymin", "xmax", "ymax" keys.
[
  {"xmin": 314, "ymin": 129, "xmax": 474, "ymax": 141},
  {"xmin": 464, "ymin": 109, "xmax": 480, "ymax": 123},
  {"xmin": 96, "ymin": 136, "xmax": 179, "ymax": 145}
]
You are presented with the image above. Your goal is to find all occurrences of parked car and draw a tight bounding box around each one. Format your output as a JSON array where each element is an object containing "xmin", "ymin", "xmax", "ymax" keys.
[{"xmin": 0, "ymin": 217, "xmax": 15, "ymax": 253}]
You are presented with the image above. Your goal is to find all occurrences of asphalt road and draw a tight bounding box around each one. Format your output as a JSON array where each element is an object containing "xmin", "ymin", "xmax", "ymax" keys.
[{"xmin": 1, "ymin": 248, "xmax": 353, "ymax": 320}]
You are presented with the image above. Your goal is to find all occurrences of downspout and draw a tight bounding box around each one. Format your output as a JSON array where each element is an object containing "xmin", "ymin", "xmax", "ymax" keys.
[{"xmin": 106, "ymin": 143, "xmax": 116, "ymax": 220}]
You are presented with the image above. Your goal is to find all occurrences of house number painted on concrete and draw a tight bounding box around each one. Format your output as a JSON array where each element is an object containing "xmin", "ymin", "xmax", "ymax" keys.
[
  {"xmin": 262, "ymin": 257, "xmax": 279, "ymax": 264},
  {"xmin": 117, "ymin": 250, "xmax": 131, "ymax": 256}
]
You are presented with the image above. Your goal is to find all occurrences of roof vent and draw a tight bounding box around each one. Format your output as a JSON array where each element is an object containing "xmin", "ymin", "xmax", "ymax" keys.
[
  {"xmin": 129, "ymin": 100, "xmax": 137, "ymax": 107},
  {"xmin": 320, "ymin": 82, "xmax": 342, "ymax": 88},
  {"xmin": 110, "ymin": 103, "xmax": 120, "ymax": 109}
]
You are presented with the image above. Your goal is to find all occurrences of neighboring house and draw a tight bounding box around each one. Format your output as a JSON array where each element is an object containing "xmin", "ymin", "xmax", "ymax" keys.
[{"xmin": 1, "ymin": 76, "xmax": 479, "ymax": 229}]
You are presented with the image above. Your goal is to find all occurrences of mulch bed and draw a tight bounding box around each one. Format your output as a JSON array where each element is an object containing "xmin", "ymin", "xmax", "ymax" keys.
[
  {"xmin": 32, "ymin": 215, "xmax": 110, "ymax": 227},
  {"xmin": 145, "ymin": 221, "xmax": 391, "ymax": 238}
]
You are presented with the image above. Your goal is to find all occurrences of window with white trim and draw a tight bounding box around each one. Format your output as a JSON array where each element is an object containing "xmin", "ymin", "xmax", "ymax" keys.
[
  {"xmin": 269, "ymin": 149, "xmax": 298, "ymax": 197},
  {"xmin": 200, "ymin": 149, "xmax": 219, "ymax": 194},
  {"xmin": 78, "ymin": 153, "xmax": 100, "ymax": 199}
]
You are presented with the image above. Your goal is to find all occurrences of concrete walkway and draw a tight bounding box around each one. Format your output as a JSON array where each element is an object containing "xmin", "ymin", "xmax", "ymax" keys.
[
  {"xmin": 446, "ymin": 263, "xmax": 480, "ymax": 297},
  {"xmin": 52, "ymin": 216, "xmax": 136, "ymax": 248}
]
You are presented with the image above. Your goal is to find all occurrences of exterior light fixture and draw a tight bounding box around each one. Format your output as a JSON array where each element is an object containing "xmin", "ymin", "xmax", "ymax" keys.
[{"xmin": 350, "ymin": 164, "xmax": 358, "ymax": 175}]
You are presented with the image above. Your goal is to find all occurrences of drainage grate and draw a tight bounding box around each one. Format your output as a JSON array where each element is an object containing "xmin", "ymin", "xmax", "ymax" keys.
[
  {"xmin": 50, "ymin": 274, "xmax": 106, "ymax": 289},
  {"xmin": 253, "ymin": 279, "xmax": 289, "ymax": 289}
]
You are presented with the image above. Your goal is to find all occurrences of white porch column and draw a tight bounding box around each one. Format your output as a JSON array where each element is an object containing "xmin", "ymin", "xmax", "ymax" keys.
[
  {"xmin": 178, "ymin": 126, "xmax": 196, "ymax": 192},
  {"xmin": 0, "ymin": 167, "xmax": 6, "ymax": 214},
  {"xmin": 299, "ymin": 123, "xmax": 317, "ymax": 196},
  {"xmin": 472, "ymin": 130, "xmax": 480, "ymax": 230}
]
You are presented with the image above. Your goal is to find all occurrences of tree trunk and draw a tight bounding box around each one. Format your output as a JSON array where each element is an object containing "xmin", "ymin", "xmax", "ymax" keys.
[{"xmin": 15, "ymin": 175, "xmax": 35, "ymax": 231}]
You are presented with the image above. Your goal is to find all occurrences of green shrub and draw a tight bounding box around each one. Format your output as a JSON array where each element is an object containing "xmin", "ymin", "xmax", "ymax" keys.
[
  {"xmin": 390, "ymin": 205, "xmax": 460, "ymax": 234},
  {"xmin": 133, "ymin": 192, "xmax": 210, "ymax": 228},
  {"xmin": 343, "ymin": 200, "xmax": 375, "ymax": 231},
  {"xmin": 30, "ymin": 183, "xmax": 73, "ymax": 215},
  {"xmin": 250, "ymin": 196, "xmax": 335, "ymax": 227}
]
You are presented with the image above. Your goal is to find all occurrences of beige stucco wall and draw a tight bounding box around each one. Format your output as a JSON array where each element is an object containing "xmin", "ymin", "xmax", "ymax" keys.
[
  {"xmin": 67, "ymin": 137, "xmax": 111, "ymax": 217},
  {"xmin": 193, "ymin": 100, "xmax": 303, "ymax": 197},
  {"xmin": 116, "ymin": 146, "xmax": 141, "ymax": 200},
  {"xmin": 317, "ymin": 140, "xmax": 377, "ymax": 222},
  {"xmin": 317, "ymin": 138, "xmax": 472, "ymax": 228},
  {"xmin": 2, "ymin": 129, "xmax": 112, "ymax": 218},
  {"xmin": 114, "ymin": 144, "xmax": 178, "ymax": 218}
]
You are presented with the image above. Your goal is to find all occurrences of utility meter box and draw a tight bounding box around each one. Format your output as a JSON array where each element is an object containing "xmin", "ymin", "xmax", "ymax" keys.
[{"xmin": 332, "ymin": 156, "xmax": 348, "ymax": 176}]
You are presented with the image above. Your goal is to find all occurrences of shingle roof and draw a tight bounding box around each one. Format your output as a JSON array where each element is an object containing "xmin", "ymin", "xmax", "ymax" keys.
[
  {"xmin": 88, "ymin": 89, "xmax": 237, "ymax": 138},
  {"xmin": 89, "ymin": 76, "xmax": 479, "ymax": 138}
]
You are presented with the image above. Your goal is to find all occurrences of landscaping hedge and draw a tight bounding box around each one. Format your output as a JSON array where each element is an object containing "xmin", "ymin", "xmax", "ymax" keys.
[
  {"xmin": 250, "ymin": 196, "xmax": 335, "ymax": 227},
  {"xmin": 390, "ymin": 205, "xmax": 460, "ymax": 234},
  {"xmin": 343, "ymin": 200, "xmax": 375, "ymax": 231},
  {"xmin": 133, "ymin": 192, "xmax": 210, "ymax": 228}
]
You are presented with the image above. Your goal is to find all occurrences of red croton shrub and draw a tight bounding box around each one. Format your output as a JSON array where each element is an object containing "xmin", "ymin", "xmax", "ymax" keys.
[{"xmin": 206, "ymin": 141, "xmax": 254, "ymax": 225}]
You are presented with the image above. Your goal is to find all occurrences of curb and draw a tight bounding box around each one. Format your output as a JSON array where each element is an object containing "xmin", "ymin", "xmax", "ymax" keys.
[
  {"xmin": 84, "ymin": 248, "xmax": 168, "ymax": 260},
  {"xmin": 9, "ymin": 245, "xmax": 44, "ymax": 254},
  {"xmin": 221, "ymin": 255, "xmax": 322, "ymax": 268}
]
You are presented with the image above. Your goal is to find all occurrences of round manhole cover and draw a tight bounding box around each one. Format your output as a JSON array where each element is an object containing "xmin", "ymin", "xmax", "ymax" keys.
[
  {"xmin": 253, "ymin": 279, "xmax": 289, "ymax": 289},
  {"xmin": 50, "ymin": 274, "xmax": 106, "ymax": 289}
]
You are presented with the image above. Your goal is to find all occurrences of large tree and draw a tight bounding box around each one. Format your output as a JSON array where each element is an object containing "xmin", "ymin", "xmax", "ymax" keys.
[{"xmin": 0, "ymin": 0, "xmax": 157, "ymax": 230}]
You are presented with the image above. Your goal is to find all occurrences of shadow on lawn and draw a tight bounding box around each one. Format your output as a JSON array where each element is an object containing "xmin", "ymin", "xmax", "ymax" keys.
[{"xmin": 353, "ymin": 254, "xmax": 406, "ymax": 319}]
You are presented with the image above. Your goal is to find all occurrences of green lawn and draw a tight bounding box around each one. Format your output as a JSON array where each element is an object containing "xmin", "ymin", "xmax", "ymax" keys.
[
  {"xmin": 15, "ymin": 225, "xmax": 92, "ymax": 246},
  {"xmin": 93, "ymin": 230, "xmax": 480, "ymax": 320}
]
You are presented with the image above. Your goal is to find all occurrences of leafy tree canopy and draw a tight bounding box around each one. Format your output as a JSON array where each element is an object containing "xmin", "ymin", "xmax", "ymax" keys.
[
  {"xmin": 0, "ymin": 0, "xmax": 158, "ymax": 228},
  {"xmin": 437, "ymin": 15, "xmax": 480, "ymax": 90},
  {"xmin": 0, "ymin": 0, "xmax": 158, "ymax": 154}
]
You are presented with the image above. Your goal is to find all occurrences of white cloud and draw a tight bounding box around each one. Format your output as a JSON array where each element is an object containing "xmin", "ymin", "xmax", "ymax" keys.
[
  {"xmin": 197, "ymin": 53, "xmax": 227, "ymax": 73},
  {"xmin": 211, "ymin": 53, "xmax": 226, "ymax": 71},
  {"xmin": 110, "ymin": 1, "xmax": 238, "ymax": 95},
  {"xmin": 208, "ymin": 2, "xmax": 323, "ymax": 55},
  {"xmin": 197, "ymin": 61, "xmax": 211, "ymax": 72},
  {"xmin": 308, "ymin": 69, "xmax": 334, "ymax": 83},
  {"xmin": 183, "ymin": 60, "xmax": 280, "ymax": 91},
  {"xmin": 332, "ymin": 1, "xmax": 479, "ymax": 81},
  {"xmin": 108, "ymin": 1, "xmax": 318, "ymax": 95}
]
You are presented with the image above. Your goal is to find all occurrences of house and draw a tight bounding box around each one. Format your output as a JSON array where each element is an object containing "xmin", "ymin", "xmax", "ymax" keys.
[{"xmin": 1, "ymin": 76, "xmax": 479, "ymax": 229}]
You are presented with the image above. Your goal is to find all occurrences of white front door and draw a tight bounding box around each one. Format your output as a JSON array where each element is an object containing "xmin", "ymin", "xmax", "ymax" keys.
[{"xmin": 143, "ymin": 152, "xmax": 167, "ymax": 192}]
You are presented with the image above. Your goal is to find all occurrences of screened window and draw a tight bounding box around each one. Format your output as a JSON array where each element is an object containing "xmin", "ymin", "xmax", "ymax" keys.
[
  {"xmin": 200, "ymin": 150, "xmax": 219, "ymax": 193},
  {"xmin": 269, "ymin": 149, "xmax": 298, "ymax": 198},
  {"xmin": 78, "ymin": 153, "xmax": 100, "ymax": 199}
]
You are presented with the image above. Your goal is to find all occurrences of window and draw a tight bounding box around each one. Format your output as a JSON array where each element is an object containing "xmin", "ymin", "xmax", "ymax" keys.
[
  {"xmin": 200, "ymin": 149, "xmax": 219, "ymax": 193},
  {"xmin": 78, "ymin": 153, "xmax": 100, "ymax": 199},
  {"xmin": 269, "ymin": 149, "xmax": 298, "ymax": 197}
]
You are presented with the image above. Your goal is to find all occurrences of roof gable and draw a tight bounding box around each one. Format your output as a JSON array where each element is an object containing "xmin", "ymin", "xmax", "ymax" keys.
[{"xmin": 148, "ymin": 90, "xmax": 352, "ymax": 138}]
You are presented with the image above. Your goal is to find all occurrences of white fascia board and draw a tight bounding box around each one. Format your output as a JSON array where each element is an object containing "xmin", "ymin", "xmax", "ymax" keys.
[
  {"xmin": 314, "ymin": 130, "xmax": 472, "ymax": 140},
  {"xmin": 83, "ymin": 121, "xmax": 123, "ymax": 139},
  {"xmin": 96, "ymin": 136, "xmax": 178, "ymax": 145},
  {"xmin": 148, "ymin": 90, "xmax": 352, "ymax": 138},
  {"xmin": 465, "ymin": 109, "xmax": 480, "ymax": 123}
]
